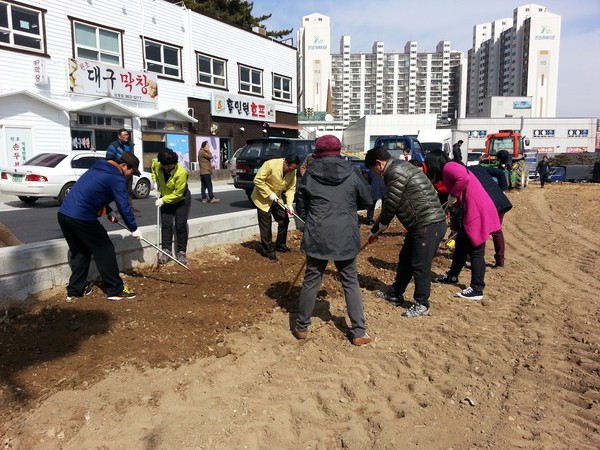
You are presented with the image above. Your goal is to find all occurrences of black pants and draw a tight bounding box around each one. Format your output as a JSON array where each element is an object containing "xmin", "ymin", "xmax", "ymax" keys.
[
  {"xmin": 540, "ymin": 173, "xmax": 548, "ymax": 187},
  {"xmin": 449, "ymin": 229, "xmax": 486, "ymax": 294},
  {"xmin": 257, "ymin": 202, "xmax": 289, "ymax": 257},
  {"xmin": 161, "ymin": 191, "xmax": 190, "ymax": 254},
  {"xmin": 200, "ymin": 174, "xmax": 214, "ymax": 199},
  {"xmin": 392, "ymin": 220, "xmax": 446, "ymax": 307},
  {"xmin": 57, "ymin": 212, "xmax": 123, "ymax": 297}
]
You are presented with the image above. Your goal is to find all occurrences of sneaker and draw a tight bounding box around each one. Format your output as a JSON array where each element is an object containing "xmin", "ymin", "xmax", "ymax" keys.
[
  {"xmin": 376, "ymin": 290, "xmax": 404, "ymax": 306},
  {"xmin": 434, "ymin": 273, "xmax": 459, "ymax": 284},
  {"xmin": 210, "ymin": 198, "xmax": 221, "ymax": 203},
  {"xmin": 402, "ymin": 303, "xmax": 430, "ymax": 317},
  {"xmin": 456, "ymin": 287, "xmax": 483, "ymax": 301},
  {"xmin": 159, "ymin": 249, "xmax": 172, "ymax": 264},
  {"xmin": 351, "ymin": 333, "xmax": 372, "ymax": 346},
  {"xmin": 201, "ymin": 198, "xmax": 208, "ymax": 204},
  {"xmin": 177, "ymin": 251, "xmax": 187, "ymax": 265},
  {"xmin": 107, "ymin": 286, "xmax": 137, "ymax": 301},
  {"xmin": 66, "ymin": 283, "xmax": 93, "ymax": 302}
]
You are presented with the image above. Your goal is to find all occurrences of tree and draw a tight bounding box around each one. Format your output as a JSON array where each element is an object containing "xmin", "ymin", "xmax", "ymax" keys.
[
  {"xmin": 549, "ymin": 153, "xmax": 572, "ymax": 166},
  {"xmin": 179, "ymin": 0, "xmax": 293, "ymax": 39}
]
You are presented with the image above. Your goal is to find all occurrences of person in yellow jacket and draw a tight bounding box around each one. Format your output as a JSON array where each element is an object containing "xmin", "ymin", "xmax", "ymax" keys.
[
  {"xmin": 151, "ymin": 149, "xmax": 192, "ymax": 265},
  {"xmin": 251, "ymin": 154, "xmax": 300, "ymax": 261}
]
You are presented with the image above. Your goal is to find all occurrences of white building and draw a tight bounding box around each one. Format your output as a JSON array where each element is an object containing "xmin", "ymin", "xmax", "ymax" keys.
[
  {"xmin": 298, "ymin": 13, "xmax": 332, "ymax": 117},
  {"xmin": 0, "ymin": 0, "xmax": 298, "ymax": 170},
  {"xmin": 298, "ymin": 13, "xmax": 466, "ymax": 128},
  {"xmin": 467, "ymin": 3, "xmax": 561, "ymax": 118}
]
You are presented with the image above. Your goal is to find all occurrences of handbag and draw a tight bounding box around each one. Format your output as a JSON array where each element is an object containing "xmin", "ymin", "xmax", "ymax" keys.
[{"xmin": 448, "ymin": 204, "xmax": 464, "ymax": 231}]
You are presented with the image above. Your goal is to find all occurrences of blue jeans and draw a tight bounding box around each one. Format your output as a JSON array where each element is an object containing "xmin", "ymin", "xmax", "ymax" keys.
[{"xmin": 200, "ymin": 174, "xmax": 214, "ymax": 199}]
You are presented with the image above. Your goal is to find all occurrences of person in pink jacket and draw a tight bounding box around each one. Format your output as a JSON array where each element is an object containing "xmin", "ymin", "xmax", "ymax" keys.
[{"xmin": 429, "ymin": 159, "xmax": 500, "ymax": 300}]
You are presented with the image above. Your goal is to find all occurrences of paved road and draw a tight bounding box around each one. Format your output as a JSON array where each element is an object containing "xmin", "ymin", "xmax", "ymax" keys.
[{"xmin": 0, "ymin": 183, "xmax": 253, "ymax": 244}]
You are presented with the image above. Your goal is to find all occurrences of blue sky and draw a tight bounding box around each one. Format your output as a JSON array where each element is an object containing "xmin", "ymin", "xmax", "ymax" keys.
[{"xmin": 253, "ymin": 0, "xmax": 600, "ymax": 118}]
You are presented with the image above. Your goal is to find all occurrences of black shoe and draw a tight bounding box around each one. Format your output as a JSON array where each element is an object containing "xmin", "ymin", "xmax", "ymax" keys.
[
  {"xmin": 276, "ymin": 245, "xmax": 292, "ymax": 253},
  {"xmin": 365, "ymin": 219, "xmax": 375, "ymax": 225},
  {"xmin": 492, "ymin": 261, "xmax": 504, "ymax": 269},
  {"xmin": 266, "ymin": 253, "xmax": 278, "ymax": 262}
]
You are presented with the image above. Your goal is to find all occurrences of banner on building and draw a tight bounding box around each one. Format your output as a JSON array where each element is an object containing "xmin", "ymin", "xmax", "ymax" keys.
[
  {"xmin": 513, "ymin": 100, "xmax": 531, "ymax": 109},
  {"xmin": 534, "ymin": 147, "xmax": 554, "ymax": 153},
  {"xmin": 195, "ymin": 136, "xmax": 220, "ymax": 170},
  {"xmin": 566, "ymin": 147, "xmax": 587, "ymax": 153},
  {"xmin": 211, "ymin": 93, "xmax": 275, "ymax": 122},
  {"xmin": 5, "ymin": 128, "xmax": 32, "ymax": 166},
  {"xmin": 68, "ymin": 58, "xmax": 158, "ymax": 103},
  {"xmin": 166, "ymin": 134, "xmax": 190, "ymax": 170}
]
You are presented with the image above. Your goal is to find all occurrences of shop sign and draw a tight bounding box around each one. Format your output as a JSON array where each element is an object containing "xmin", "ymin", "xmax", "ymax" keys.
[
  {"xmin": 468, "ymin": 130, "xmax": 487, "ymax": 138},
  {"xmin": 533, "ymin": 129, "xmax": 554, "ymax": 137},
  {"xmin": 513, "ymin": 100, "xmax": 531, "ymax": 109},
  {"xmin": 33, "ymin": 59, "xmax": 48, "ymax": 85},
  {"xmin": 534, "ymin": 147, "xmax": 554, "ymax": 153},
  {"xmin": 5, "ymin": 128, "xmax": 31, "ymax": 166},
  {"xmin": 567, "ymin": 129, "xmax": 588, "ymax": 137},
  {"xmin": 68, "ymin": 58, "xmax": 158, "ymax": 103},
  {"xmin": 566, "ymin": 147, "xmax": 587, "ymax": 153},
  {"xmin": 211, "ymin": 93, "xmax": 275, "ymax": 123}
]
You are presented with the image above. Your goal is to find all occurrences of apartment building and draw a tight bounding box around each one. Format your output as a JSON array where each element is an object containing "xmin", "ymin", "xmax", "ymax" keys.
[
  {"xmin": 467, "ymin": 3, "xmax": 561, "ymax": 118},
  {"xmin": 0, "ymin": 0, "xmax": 298, "ymax": 170}
]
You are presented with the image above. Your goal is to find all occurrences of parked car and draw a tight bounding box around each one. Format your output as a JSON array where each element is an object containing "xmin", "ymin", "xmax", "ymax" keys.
[
  {"xmin": 0, "ymin": 151, "xmax": 152, "ymax": 205},
  {"xmin": 227, "ymin": 147, "xmax": 244, "ymax": 178},
  {"xmin": 467, "ymin": 152, "xmax": 483, "ymax": 166},
  {"xmin": 233, "ymin": 138, "xmax": 316, "ymax": 201}
]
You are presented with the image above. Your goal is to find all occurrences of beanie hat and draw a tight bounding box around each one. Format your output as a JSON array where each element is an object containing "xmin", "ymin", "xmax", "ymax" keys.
[{"xmin": 315, "ymin": 135, "xmax": 342, "ymax": 157}]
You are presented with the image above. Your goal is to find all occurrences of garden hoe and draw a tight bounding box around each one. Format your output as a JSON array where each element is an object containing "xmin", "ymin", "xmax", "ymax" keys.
[
  {"xmin": 151, "ymin": 204, "xmax": 161, "ymax": 270},
  {"xmin": 114, "ymin": 219, "xmax": 203, "ymax": 281}
]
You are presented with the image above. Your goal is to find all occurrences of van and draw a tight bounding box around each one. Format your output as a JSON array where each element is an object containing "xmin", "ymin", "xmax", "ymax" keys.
[{"xmin": 233, "ymin": 138, "xmax": 315, "ymax": 201}]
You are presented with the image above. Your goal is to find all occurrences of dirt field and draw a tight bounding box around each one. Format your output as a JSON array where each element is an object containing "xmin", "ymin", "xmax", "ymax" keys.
[{"xmin": 1, "ymin": 182, "xmax": 599, "ymax": 449}]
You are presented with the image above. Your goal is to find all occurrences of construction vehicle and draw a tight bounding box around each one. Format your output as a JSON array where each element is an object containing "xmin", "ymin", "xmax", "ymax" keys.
[{"xmin": 482, "ymin": 129, "xmax": 530, "ymax": 189}]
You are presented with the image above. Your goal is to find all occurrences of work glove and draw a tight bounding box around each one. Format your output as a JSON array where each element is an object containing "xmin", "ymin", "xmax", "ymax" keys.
[
  {"xmin": 285, "ymin": 204, "xmax": 295, "ymax": 216},
  {"xmin": 131, "ymin": 229, "xmax": 143, "ymax": 240},
  {"xmin": 447, "ymin": 194, "xmax": 458, "ymax": 207},
  {"xmin": 268, "ymin": 193, "xmax": 279, "ymax": 202},
  {"xmin": 155, "ymin": 198, "xmax": 164, "ymax": 207},
  {"xmin": 367, "ymin": 223, "xmax": 388, "ymax": 244},
  {"xmin": 107, "ymin": 212, "xmax": 118, "ymax": 224}
]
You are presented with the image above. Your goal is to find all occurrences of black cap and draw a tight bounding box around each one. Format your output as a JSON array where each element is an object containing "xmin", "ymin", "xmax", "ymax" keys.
[{"xmin": 119, "ymin": 152, "xmax": 141, "ymax": 176}]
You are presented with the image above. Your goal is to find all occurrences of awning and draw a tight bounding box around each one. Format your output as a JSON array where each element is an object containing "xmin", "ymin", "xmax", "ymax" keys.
[
  {"xmin": 70, "ymin": 98, "xmax": 139, "ymax": 117},
  {"xmin": 265, "ymin": 122, "xmax": 304, "ymax": 130},
  {"xmin": 0, "ymin": 90, "xmax": 67, "ymax": 111},
  {"xmin": 143, "ymin": 108, "xmax": 198, "ymax": 123}
]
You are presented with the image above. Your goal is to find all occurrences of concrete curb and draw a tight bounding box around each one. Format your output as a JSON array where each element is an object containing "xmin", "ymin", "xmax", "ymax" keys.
[{"xmin": 0, "ymin": 210, "xmax": 300, "ymax": 303}]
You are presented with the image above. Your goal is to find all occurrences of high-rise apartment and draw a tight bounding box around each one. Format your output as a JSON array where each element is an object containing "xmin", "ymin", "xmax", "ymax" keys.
[
  {"xmin": 467, "ymin": 3, "xmax": 561, "ymax": 117},
  {"xmin": 298, "ymin": 13, "xmax": 465, "ymax": 126}
]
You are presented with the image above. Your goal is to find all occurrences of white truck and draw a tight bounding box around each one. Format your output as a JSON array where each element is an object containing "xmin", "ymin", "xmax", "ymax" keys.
[{"xmin": 416, "ymin": 129, "xmax": 470, "ymax": 162}]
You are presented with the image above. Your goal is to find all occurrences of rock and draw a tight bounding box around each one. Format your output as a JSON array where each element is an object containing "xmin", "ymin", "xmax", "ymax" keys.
[{"xmin": 215, "ymin": 347, "xmax": 231, "ymax": 358}]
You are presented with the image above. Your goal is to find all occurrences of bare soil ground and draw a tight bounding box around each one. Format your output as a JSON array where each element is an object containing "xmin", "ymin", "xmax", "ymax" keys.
[{"xmin": 1, "ymin": 183, "xmax": 600, "ymax": 449}]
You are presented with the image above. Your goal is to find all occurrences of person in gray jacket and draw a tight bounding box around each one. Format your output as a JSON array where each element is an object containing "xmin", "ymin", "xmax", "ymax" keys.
[
  {"xmin": 365, "ymin": 147, "xmax": 447, "ymax": 317},
  {"xmin": 293, "ymin": 135, "xmax": 374, "ymax": 346}
]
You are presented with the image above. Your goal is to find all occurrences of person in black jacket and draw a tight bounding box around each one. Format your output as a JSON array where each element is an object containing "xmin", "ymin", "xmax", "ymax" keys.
[
  {"xmin": 365, "ymin": 147, "xmax": 447, "ymax": 318},
  {"xmin": 536, "ymin": 156, "xmax": 551, "ymax": 188},
  {"xmin": 294, "ymin": 135, "xmax": 374, "ymax": 346},
  {"xmin": 469, "ymin": 164, "xmax": 513, "ymax": 268},
  {"xmin": 452, "ymin": 140, "xmax": 464, "ymax": 163}
]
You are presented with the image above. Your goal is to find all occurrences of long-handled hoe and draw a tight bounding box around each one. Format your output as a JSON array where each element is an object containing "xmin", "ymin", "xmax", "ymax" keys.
[{"xmin": 114, "ymin": 220, "xmax": 203, "ymax": 281}]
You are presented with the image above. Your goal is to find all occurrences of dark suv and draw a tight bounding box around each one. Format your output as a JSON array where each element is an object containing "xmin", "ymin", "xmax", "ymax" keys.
[{"xmin": 233, "ymin": 138, "xmax": 315, "ymax": 201}]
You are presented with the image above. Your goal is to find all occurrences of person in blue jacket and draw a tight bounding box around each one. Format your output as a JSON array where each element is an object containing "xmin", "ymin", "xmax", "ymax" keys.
[
  {"xmin": 105, "ymin": 128, "xmax": 138, "ymax": 212},
  {"xmin": 57, "ymin": 152, "xmax": 143, "ymax": 301}
]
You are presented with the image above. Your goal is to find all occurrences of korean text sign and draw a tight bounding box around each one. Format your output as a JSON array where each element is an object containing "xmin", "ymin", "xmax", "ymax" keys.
[{"xmin": 68, "ymin": 58, "xmax": 158, "ymax": 103}]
